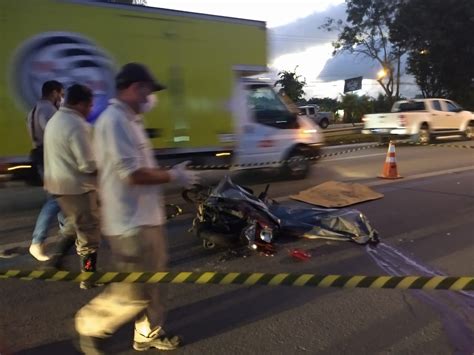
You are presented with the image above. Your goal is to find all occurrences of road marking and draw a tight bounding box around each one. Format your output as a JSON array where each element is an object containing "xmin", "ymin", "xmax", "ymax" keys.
[
  {"xmin": 322, "ymin": 153, "xmax": 386, "ymax": 163},
  {"xmin": 367, "ymin": 166, "xmax": 474, "ymax": 187}
]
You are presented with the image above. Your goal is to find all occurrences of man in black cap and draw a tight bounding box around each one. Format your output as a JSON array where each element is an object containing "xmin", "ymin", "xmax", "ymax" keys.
[{"xmin": 76, "ymin": 63, "xmax": 198, "ymax": 353}]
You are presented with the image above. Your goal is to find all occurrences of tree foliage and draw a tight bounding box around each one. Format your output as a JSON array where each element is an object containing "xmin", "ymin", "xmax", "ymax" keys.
[
  {"xmin": 371, "ymin": 93, "xmax": 392, "ymax": 113},
  {"xmin": 340, "ymin": 94, "xmax": 373, "ymax": 123},
  {"xmin": 274, "ymin": 67, "xmax": 307, "ymax": 103},
  {"xmin": 305, "ymin": 97, "xmax": 340, "ymax": 113},
  {"xmin": 321, "ymin": 0, "xmax": 405, "ymax": 104},
  {"xmin": 391, "ymin": 0, "xmax": 474, "ymax": 107}
]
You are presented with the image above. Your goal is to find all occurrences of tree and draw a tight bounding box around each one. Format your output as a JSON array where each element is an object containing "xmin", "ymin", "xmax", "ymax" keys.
[
  {"xmin": 405, "ymin": 52, "xmax": 446, "ymax": 98},
  {"xmin": 371, "ymin": 93, "xmax": 392, "ymax": 113},
  {"xmin": 321, "ymin": 0, "xmax": 405, "ymax": 105},
  {"xmin": 340, "ymin": 94, "xmax": 373, "ymax": 123},
  {"xmin": 306, "ymin": 97, "xmax": 340, "ymax": 113},
  {"xmin": 274, "ymin": 67, "xmax": 307, "ymax": 103},
  {"xmin": 391, "ymin": 0, "xmax": 474, "ymax": 107}
]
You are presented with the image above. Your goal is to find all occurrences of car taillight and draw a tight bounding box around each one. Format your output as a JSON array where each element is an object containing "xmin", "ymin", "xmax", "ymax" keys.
[
  {"xmin": 362, "ymin": 116, "xmax": 368, "ymax": 122},
  {"xmin": 398, "ymin": 114, "xmax": 407, "ymax": 127}
]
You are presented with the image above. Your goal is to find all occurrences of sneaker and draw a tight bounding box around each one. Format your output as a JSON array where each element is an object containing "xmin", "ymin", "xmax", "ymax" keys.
[
  {"xmin": 133, "ymin": 328, "xmax": 182, "ymax": 351},
  {"xmin": 29, "ymin": 243, "xmax": 50, "ymax": 261},
  {"xmin": 79, "ymin": 280, "xmax": 103, "ymax": 290},
  {"xmin": 79, "ymin": 253, "xmax": 102, "ymax": 290}
]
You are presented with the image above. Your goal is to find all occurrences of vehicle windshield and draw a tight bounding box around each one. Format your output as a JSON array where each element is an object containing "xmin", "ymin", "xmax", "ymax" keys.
[
  {"xmin": 248, "ymin": 86, "xmax": 288, "ymax": 113},
  {"xmin": 393, "ymin": 101, "xmax": 426, "ymax": 112},
  {"xmin": 247, "ymin": 85, "xmax": 298, "ymax": 128}
]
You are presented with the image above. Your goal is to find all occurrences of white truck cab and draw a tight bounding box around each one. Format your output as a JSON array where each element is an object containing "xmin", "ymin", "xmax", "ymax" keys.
[{"xmin": 232, "ymin": 78, "xmax": 324, "ymax": 179}]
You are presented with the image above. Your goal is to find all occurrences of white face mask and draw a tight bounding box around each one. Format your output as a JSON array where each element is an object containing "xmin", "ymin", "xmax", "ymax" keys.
[
  {"xmin": 139, "ymin": 94, "xmax": 158, "ymax": 113},
  {"xmin": 56, "ymin": 96, "xmax": 65, "ymax": 108}
]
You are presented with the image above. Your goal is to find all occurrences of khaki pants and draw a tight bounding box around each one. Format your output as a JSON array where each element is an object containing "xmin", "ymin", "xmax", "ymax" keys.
[
  {"xmin": 56, "ymin": 191, "xmax": 100, "ymax": 256},
  {"xmin": 75, "ymin": 226, "xmax": 169, "ymax": 338}
]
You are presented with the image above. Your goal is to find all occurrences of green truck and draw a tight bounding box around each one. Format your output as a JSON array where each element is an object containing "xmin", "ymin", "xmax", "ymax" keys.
[{"xmin": 1, "ymin": 0, "xmax": 323, "ymax": 181}]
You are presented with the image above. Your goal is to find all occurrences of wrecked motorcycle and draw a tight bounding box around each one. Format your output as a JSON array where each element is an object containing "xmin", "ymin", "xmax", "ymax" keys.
[
  {"xmin": 186, "ymin": 178, "xmax": 280, "ymax": 250},
  {"xmin": 184, "ymin": 176, "xmax": 379, "ymax": 251}
]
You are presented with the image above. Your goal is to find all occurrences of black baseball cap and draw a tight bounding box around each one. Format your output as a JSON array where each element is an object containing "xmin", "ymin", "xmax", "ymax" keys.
[{"xmin": 115, "ymin": 63, "xmax": 166, "ymax": 92}]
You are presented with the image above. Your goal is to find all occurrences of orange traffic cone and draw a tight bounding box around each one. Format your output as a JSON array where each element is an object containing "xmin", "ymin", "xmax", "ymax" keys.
[{"xmin": 379, "ymin": 141, "xmax": 402, "ymax": 179}]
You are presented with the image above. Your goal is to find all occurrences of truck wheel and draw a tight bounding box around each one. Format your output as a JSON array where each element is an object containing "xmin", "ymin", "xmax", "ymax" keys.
[
  {"xmin": 282, "ymin": 148, "xmax": 310, "ymax": 180},
  {"xmin": 414, "ymin": 127, "xmax": 432, "ymax": 145},
  {"xmin": 319, "ymin": 119, "xmax": 329, "ymax": 129},
  {"xmin": 464, "ymin": 122, "xmax": 474, "ymax": 140}
]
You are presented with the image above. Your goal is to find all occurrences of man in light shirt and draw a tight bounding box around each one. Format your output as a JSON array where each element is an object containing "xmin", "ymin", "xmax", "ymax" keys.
[
  {"xmin": 76, "ymin": 63, "xmax": 198, "ymax": 353},
  {"xmin": 27, "ymin": 80, "xmax": 65, "ymax": 261},
  {"xmin": 43, "ymin": 84, "xmax": 100, "ymax": 289}
]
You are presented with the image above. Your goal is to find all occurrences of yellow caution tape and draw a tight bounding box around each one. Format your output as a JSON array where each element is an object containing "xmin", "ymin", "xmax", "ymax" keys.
[{"xmin": 0, "ymin": 270, "xmax": 472, "ymax": 291}]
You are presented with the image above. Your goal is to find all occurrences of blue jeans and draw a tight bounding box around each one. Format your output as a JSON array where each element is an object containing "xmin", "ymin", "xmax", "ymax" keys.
[{"xmin": 31, "ymin": 195, "xmax": 65, "ymax": 245}]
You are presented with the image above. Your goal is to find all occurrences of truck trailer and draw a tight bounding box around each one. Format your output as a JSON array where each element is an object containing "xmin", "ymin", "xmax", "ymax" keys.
[{"xmin": 0, "ymin": 0, "xmax": 323, "ymax": 181}]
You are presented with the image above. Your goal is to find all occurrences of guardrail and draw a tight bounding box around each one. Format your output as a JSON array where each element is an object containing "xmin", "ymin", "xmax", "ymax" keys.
[
  {"xmin": 326, "ymin": 123, "xmax": 364, "ymax": 131},
  {"xmin": 323, "ymin": 124, "xmax": 363, "ymax": 137}
]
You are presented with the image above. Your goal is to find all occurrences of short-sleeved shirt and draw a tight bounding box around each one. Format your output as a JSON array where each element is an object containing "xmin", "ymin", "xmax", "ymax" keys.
[
  {"xmin": 93, "ymin": 99, "xmax": 165, "ymax": 236},
  {"xmin": 27, "ymin": 100, "xmax": 58, "ymax": 147},
  {"xmin": 44, "ymin": 107, "xmax": 96, "ymax": 195}
]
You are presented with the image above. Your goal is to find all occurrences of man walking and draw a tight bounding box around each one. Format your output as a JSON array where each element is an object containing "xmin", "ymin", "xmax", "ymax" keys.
[
  {"xmin": 43, "ymin": 84, "xmax": 100, "ymax": 289},
  {"xmin": 76, "ymin": 63, "xmax": 198, "ymax": 353},
  {"xmin": 27, "ymin": 80, "xmax": 65, "ymax": 261}
]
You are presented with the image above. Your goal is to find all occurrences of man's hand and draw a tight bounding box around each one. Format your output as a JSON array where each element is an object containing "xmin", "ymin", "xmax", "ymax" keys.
[{"xmin": 169, "ymin": 161, "xmax": 199, "ymax": 188}]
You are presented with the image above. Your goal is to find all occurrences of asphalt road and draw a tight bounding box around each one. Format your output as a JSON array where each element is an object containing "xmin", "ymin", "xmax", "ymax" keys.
[{"xmin": 0, "ymin": 140, "xmax": 473, "ymax": 354}]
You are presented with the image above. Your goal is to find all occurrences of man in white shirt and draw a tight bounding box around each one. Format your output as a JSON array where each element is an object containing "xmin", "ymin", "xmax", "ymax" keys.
[
  {"xmin": 27, "ymin": 80, "xmax": 66, "ymax": 261},
  {"xmin": 76, "ymin": 63, "xmax": 198, "ymax": 353},
  {"xmin": 43, "ymin": 84, "xmax": 100, "ymax": 289}
]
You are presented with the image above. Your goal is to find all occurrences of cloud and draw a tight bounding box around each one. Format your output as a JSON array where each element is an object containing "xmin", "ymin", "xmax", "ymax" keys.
[
  {"xmin": 316, "ymin": 52, "xmax": 420, "ymax": 98},
  {"xmin": 318, "ymin": 52, "xmax": 382, "ymax": 82},
  {"xmin": 267, "ymin": 3, "xmax": 421, "ymax": 99},
  {"xmin": 268, "ymin": 3, "xmax": 346, "ymax": 59}
]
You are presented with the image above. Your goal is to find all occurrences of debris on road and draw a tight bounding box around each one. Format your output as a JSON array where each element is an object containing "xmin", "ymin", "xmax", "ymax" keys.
[
  {"xmin": 289, "ymin": 249, "xmax": 312, "ymax": 261},
  {"xmin": 165, "ymin": 204, "xmax": 183, "ymax": 220}
]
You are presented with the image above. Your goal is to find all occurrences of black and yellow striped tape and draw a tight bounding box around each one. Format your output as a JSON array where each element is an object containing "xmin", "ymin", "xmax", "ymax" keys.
[
  {"xmin": 5, "ymin": 142, "xmax": 472, "ymax": 174},
  {"xmin": 1, "ymin": 270, "xmax": 473, "ymax": 291}
]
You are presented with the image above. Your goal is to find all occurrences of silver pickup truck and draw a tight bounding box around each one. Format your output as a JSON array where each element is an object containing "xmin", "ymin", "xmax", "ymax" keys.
[
  {"xmin": 298, "ymin": 105, "xmax": 334, "ymax": 129},
  {"xmin": 362, "ymin": 99, "xmax": 474, "ymax": 144}
]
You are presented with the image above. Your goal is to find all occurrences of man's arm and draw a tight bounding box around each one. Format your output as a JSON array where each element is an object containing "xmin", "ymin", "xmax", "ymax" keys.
[
  {"xmin": 70, "ymin": 123, "xmax": 97, "ymax": 174},
  {"xmin": 37, "ymin": 105, "xmax": 57, "ymax": 132},
  {"xmin": 128, "ymin": 167, "xmax": 171, "ymax": 185},
  {"xmin": 105, "ymin": 117, "xmax": 171, "ymax": 186}
]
